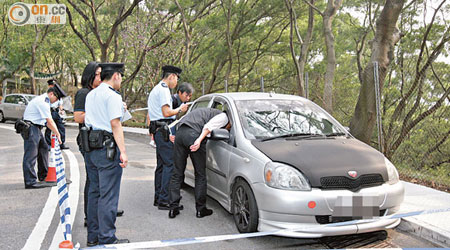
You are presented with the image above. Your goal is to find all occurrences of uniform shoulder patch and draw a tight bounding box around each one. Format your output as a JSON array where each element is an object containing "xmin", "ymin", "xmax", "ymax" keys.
[{"xmin": 161, "ymin": 82, "xmax": 168, "ymax": 88}]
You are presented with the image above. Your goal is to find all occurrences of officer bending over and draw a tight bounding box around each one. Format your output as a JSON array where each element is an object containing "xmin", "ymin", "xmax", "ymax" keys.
[
  {"xmin": 84, "ymin": 62, "xmax": 129, "ymax": 246},
  {"xmin": 168, "ymin": 108, "xmax": 230, "ymax": 219},
  {"xmin": 21, "ymin": 84, "xmax": 65, "ymax": 189},
  {"xmin": 147, "ymin": 65, "xmax": 188, "ymax": 210}
]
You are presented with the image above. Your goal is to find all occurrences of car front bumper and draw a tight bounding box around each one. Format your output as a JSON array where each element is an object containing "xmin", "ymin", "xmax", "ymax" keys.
[{"xmin": 252, "ymin": 181, "xmax": 404, "ymax": 238}]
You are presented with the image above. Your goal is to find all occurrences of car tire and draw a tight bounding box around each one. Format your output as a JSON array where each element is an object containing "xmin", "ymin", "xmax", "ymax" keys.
[
  {"xmin": 231, "ymin": 179, "xmax": 258, "ymax": 233},
  {"xmin": 0, "ymin": 111, "xmax": 5, "ymax": 123}
]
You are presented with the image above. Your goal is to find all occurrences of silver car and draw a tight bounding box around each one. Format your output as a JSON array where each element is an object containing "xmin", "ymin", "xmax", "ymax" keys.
[
  {"xmin": 0, "ymin": 94, "xmax": 37, "ymax": 122},
  {"xmin": 184, "ymin": 92, "xmax": 404, "ymax": 238}
]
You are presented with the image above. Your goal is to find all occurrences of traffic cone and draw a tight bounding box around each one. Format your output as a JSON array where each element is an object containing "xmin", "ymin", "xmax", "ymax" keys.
[
  {"xmin": 59, "ymin": 240, "xmax": 74, "ymax": 249},
  {"xmin": 45, "ymin": 134, "xmax": 57, "ymax": 183}
]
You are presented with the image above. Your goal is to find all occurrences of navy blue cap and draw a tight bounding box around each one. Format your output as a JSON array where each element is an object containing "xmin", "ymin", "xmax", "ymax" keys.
[
  {"xmin": 162, "ymin": 65, "xmax": 182, "ymax": 76},
  {"xmin": 99, "ymin": 62, "xmax": 125, "ymax": 74},
  {"xmin": 51, "ymin": 82, "xmax": 67, "ymax": 99}
]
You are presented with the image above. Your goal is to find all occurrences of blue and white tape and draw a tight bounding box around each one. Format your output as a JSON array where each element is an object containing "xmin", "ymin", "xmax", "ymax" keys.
[
  {"xmin": 53, "ymin": 137, "xmax": 72, "ymax": 243},
  {"xmin": 79, "ymin": 207, "xmax": 450, "ymax": 250}
]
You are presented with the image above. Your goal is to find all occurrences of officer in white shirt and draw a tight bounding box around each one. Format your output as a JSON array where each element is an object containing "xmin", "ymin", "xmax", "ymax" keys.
[
  {"xmin": 21, "ymin": 84, "xmax": 65, "ymax": 189},
  {"xmin": 84, "ymin": 62, "xmax": 129, "ymax": 246},
  {"xmin": 147, "ymin": 65, "xmax": 188, "ymax": 210}
]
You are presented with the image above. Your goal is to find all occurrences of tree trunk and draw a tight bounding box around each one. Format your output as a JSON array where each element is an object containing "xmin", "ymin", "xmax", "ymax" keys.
[
  {"xmin": 350, "ymin": 0, "xmax": 404, "ymax": 144},
  {"xmin": 322, "ymin": 0, "xmax": 341, "ymax": 114}
]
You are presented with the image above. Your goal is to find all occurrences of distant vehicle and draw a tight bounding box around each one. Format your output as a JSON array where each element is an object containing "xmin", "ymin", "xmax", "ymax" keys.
[
  {"xmin": 0, "ymin": 94, "xmax": 37, "ymax": 122},
  {"xmin": 184, "ymin": 92, "xmax": 404, "ymax": 238}
]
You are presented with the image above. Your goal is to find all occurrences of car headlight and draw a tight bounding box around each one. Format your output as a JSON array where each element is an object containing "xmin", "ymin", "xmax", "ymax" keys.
[
  {"xmin": 264, "ymin": 162, "xmax": 311, "ymax": 191},
  {"xmin": 385, "ymin": 157, "xmax": 400, "ymax": 184}
]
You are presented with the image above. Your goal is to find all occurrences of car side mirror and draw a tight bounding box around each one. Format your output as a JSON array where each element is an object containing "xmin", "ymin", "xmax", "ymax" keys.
[{"xmin": 210, "ymin": 129, "xmax": 230, "ymax": 141}]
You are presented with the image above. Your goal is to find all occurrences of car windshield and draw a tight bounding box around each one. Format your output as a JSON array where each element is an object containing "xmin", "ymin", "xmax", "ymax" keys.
[
  {"xmin": 24, "ymin": 95, "xmax": 36, "ymax": 102},
  {"xmin": 235, "ymin": 99, "xmax": 348, "ymax": 140}
]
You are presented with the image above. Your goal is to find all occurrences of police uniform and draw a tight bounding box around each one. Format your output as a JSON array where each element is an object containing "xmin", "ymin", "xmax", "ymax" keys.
[
  {"xmin": 84, "ymin": 63, "xmax": 126, "ymax": 245},
  {"xmin": 147, "ymin": 65, "xmax": 181, "ymax": 209},
  {"xmin": 22, "ymin": 83, "xmax": 66, "ymax": 188},
  {"xmin": 45, "ymin": 80, "xmax": 67, "ymax": 148}
]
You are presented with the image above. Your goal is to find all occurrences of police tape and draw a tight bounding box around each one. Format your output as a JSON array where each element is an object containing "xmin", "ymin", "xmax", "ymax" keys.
[
  {"xmin": 79, "ymin": 207, "xmax": 450, "ymax": 250},
  {"xmin": 53, "ymin": 136, "xmax": 74, "ymax": 247}
]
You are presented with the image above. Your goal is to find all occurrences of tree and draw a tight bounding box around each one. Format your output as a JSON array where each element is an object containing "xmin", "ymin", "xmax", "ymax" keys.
[{"xmin": 349, "ymin": 0, "xmax": 405, "ymax": 144}]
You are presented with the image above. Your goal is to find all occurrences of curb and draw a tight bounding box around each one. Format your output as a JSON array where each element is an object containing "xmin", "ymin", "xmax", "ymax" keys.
[{"xmin": 398, "ymin": 217, "xmax": 450, "ymax": 247}]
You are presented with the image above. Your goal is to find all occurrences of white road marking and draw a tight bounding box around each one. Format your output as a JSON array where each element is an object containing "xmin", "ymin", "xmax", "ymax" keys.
[
  {"xmin": 0, "ymin": 124, "xmax": 16, "ymax": 132},
  {"xmin": 49, "ymin": 149, "xmax": 80, "ymax": 249}
]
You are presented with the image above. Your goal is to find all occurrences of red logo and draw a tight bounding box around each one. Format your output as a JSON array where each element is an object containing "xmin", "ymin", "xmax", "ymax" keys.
[{"xmin": 348, "ymin": 171, "xmax": 357, "ymax": 178}]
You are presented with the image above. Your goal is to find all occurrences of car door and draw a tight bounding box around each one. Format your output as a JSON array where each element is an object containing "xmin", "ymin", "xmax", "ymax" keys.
[
  {"xmin": 14, "ymin": 95, "xmax": 28, "ymax": 119},
  {"xmin": 2, "ymin": 95, "xmax": 17, "ymax": 119},
  {"xmin": 205, "ymin": 97, "xmax": 233, "ymax": 204}
]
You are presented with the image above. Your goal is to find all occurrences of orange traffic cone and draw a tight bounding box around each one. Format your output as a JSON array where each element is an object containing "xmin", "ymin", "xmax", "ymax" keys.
[
  {"xmin": 59, "ymin": 240, "xmax": 74, "ymax": 249},
  {"xmin": 45, "ymin": 134, "xmax": 57, "ymax": 183}
]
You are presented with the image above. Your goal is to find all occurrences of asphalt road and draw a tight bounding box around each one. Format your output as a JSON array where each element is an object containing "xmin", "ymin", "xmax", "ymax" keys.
[{"xmin": 0, "ymin": 123, "xmax": 440, "ymax": 249}]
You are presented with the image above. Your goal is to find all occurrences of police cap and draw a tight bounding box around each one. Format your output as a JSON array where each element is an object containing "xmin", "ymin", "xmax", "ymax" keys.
[
  {"xmin": 99, "ymin": 62, "xmax": 125, "ymax": 75},
  {"xmin": 52, "ymin": 82, "xmax": 67, "ymax": 99},
  {"xmin": 162, "ymin": 65, "xmax": 182, "ymax": 77},
  {"xmin": 47, "ymin": 79, "xmax": 58, "ymax": 85}
]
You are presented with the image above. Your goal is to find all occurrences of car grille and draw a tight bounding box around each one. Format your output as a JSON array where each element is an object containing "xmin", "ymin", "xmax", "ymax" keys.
[
  {"xmin": 320, "ymin": 174, "xmax": 384, "ymax": 191},
  {"xmin": 315, "ymin": 209, "xmax": 387, "ymax": 225}
]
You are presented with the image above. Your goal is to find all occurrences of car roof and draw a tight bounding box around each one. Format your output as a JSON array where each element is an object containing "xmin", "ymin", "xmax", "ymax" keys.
[
  {"xmin": 6, "ymin": 93, "xmax": 37, "ymax": 97},
  {"xmin": 200, "ymin": 92, "xmax": 309, "ymax": 102}
]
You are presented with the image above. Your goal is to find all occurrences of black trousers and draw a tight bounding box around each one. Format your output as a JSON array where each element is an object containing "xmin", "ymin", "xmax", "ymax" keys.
[
  {"xmin": 45, "ymin": 109, "xmax": 65, "ymax": 145},
  {"xmin": 169, "ymin": 125, "xmax": 207, "ymax": 211},
  {"xmin": 22, "ymin": 125, "xmax": 48, "ymax": 185}
]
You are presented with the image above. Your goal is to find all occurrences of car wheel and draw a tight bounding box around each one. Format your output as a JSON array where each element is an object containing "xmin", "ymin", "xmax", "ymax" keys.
[
  {"xmin": 232, "ymin": 179, "xmax": 258, "ymax": 233},
  {"xmin": 0, "ymin": 111, "xmax": 5, "ymax": 123}
]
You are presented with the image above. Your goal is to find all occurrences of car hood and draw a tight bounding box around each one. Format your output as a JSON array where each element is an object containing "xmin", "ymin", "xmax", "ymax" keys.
[{"xmin": 251, "ymin": 137, "xmax": 388, "ymax": 187}]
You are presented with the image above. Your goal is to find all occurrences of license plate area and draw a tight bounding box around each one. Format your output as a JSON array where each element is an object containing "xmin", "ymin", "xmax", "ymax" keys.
[{"xmin": 331, "ymin": 195, "xmax": 380, "ymax": 221}]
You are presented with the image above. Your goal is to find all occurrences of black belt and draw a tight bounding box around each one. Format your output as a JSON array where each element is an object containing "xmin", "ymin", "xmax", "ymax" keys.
[
  {"xmin": 51, "ymin": 108, "xmax": 58, "ymax": 112},
  {"xmin": 24, "ymin": 120, "xmax": 43, "ymax": 129}
]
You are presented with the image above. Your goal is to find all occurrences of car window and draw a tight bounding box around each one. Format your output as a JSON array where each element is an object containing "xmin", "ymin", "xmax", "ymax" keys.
[
  {"xmin": 24, "ymin": 95, "xmax": 36, "ymax": 102},
  {"xmin": 18, "ymin": 96, "xmax": 26, "ymax": 104},
  {"xmin": 235, "ymin": 99, "xmax": 347, "ymax": 140},
  {"xmin": 4, "ymin": 96, "xmax": 15, "ymax": 104},
  {"xmin": 191, "ymin": 99, "xmax": 210, "ymax": 110}
]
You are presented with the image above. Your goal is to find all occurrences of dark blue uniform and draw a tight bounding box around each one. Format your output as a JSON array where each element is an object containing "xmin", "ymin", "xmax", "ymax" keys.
[
  {"xmin": 85, "ymin": 82, "xmax": 125, "ymax": 244},
  {"xmin": 22, "ymin": 94, "xmax": 52, "ymax": 186}
]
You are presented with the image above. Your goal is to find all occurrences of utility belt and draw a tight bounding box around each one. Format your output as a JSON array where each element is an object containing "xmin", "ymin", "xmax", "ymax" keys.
[
  {"xmin": 149, "ymin": 119, "xmax": 174, "ymax": 142},
  {"xmin": 80, "ymin": 126, "xmax": 117, "ymax": 160},
  {"xmin": 51, "ymin": 108, "xmax": 59, "ymax": 112}
]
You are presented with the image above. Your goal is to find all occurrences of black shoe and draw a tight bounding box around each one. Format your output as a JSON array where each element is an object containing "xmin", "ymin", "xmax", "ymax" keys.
[
  {"xmin": 117, "ymin": 209, "xmax": 124, "ymax": 217},
  {"xmin": 112, "ymin": 239, "xmax": 130, "ymax": 244},
  {"xmin": 87, "ymin": 241, "xmax": 98, "ymax": 247},
  {"xmin": 60, "ymin": 144, "xmax": 70, "ymax": 150},
  {"xmin": 168, "ymin": 208, "xmax": 180, "ymax": 219},
  {"xmin": 196, "ymin": 208, "xmax": 213, "ymax": 218},
  {"xmin": 84, "ymin": 218, "xmax": 87, "ymax": 227},
  {"xmin": 153, "ymin": 198, "xmax": 158, "ymax": 206},
  {"xmin": 25, "ymin": 182, "xmax": 51, "ymax": 189},
  {"xmin": 158, "ymin": 203, "xmax": 170, "ymax": 210}
]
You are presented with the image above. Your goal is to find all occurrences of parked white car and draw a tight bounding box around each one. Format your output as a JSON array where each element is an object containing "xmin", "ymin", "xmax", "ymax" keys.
[
  {"xmin": 184, "ymin": 92, "xmax": 404, "ymax": 238},
  {"xmin": 0, "ymin": 94, "xmax": 36, "ymax": 122}
]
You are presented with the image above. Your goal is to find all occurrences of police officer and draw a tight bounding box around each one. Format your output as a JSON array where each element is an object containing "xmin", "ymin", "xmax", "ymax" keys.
[
  {"xmin": 84, "ymin": 62, "xmax": 129, "ymax": 246},
  {"xmin": 147, "ymin": 65, "xmax": 188, "ymax": 210},
  {"xmin": 45, "ymin": 79, "xmax": 69, "ymax": 149},
  {"xmin": 22, "ymin": 84, "xmax": 65, "ymax": 189},
  {"xmin": 74, "ymin": 62, "xmax": 124, "ymax": 228},
  {"xmin": 168, "ymin": 108, "xmax": 230, "ymax": 218}
]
